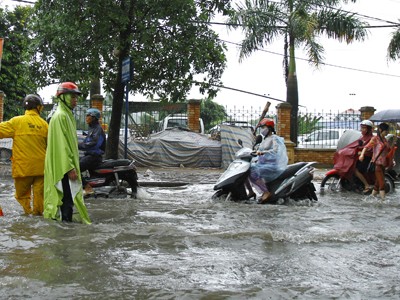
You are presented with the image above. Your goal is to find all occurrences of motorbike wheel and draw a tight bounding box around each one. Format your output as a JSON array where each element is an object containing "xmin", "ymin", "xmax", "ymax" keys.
[
  {"xmin": 384, "ymin": 175, "xmax": 395, "ymax": 194},
  {"xmin": 106, "ymin": 171, "xmax": 138, "ymax": 198},
  {"xmin": 211, "ymin": 190, "xmax": 228, "ymax": 200},
  {"xmin": 308, "ymin": 183, "xmax": 318, "ymax": 201},
  {"xmin": 231, "ymin": 184, "xmax": 248, "ymax": 201},
  {"xmin": 320, "ymin": 174, "xmax": 342, "ymax": 192},
  {"xmin": 0, "ymin": 148, "xmax": 12, "ymax": 163}
]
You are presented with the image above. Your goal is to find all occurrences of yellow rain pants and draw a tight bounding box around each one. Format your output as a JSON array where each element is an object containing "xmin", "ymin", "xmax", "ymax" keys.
[{"xmin": 14, "ymin": 176, "xmax": 44, "ymax": 215}]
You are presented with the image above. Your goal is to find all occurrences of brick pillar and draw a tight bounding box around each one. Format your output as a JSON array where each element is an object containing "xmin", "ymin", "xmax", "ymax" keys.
[
  {"xmin": 0, "ymin": 91, "xmax": 4, "ymax": 122},
  {"xmin": 276, "ymin": 102, "xmax": 295, "ymax": 164},
  {"xmin": 359, "ymin": 106, "xmax": 375, "ymax": 121},
  {"xmin": 90, "ymin": 94, "xmax": 106, "ymax": 131},
  {"xmin": 187, "ymin": 99, "xmax": 201, "ymax": 133}
]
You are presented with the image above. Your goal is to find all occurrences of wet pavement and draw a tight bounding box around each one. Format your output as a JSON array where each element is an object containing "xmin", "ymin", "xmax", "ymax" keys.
[{"xmin": 1, "ymin": 163, "xmax": 400, "ymax": 299}]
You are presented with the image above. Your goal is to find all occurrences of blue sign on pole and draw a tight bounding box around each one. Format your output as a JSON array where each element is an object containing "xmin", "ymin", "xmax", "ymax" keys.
[{"xmin": 122, "ymin": 57, "xmax": 131, "ymax": 84}]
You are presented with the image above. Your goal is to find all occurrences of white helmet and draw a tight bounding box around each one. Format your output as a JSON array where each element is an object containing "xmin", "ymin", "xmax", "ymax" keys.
[{"xmin": 360, "ymin": 120, "xmax": 373, "ymax": 127}]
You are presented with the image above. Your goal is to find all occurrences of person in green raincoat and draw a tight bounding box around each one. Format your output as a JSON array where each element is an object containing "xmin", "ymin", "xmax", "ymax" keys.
[{"xmin": 44, "ymin": 82, "xmax": 91, "ymax": 224}]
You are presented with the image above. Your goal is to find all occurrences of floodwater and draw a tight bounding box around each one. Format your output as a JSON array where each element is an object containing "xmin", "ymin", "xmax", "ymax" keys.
[{"xmin": 1, "ymin": 166, "xmax": 400, "ymax": 299}]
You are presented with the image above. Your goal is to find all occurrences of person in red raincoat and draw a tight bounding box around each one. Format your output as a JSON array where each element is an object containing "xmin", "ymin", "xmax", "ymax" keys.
[
  {"xmin": 360, "ymin": 122, "xmax": 392, "ymax": 200},
  {"xmin": 354, "ymin": 120, "xmax": 374, "ymax": 193},
  {"xmin": 332, "ymin": 120, "xmax": 374, "ymax": 194}
]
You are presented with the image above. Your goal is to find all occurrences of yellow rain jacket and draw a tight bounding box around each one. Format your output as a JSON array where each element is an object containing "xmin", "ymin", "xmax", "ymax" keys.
[{"xmin": 0, "ymin": 110, "xmax": 48, "ymax": 178}]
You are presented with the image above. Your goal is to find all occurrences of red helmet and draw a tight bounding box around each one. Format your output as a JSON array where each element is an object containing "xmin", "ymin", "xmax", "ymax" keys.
[
  {"xmin": 56, "ymin": 82, "xmax": 82, "ymax": 97},
  {"xmin": 258, "ymin": 118, "xmax": 275, "ymax": 128}
]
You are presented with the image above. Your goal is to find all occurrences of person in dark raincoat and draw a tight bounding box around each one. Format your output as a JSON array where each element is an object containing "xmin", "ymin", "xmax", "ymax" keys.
[{"xmin": 79, "ymin": 108, "xmax": 106, "ymax": 196}]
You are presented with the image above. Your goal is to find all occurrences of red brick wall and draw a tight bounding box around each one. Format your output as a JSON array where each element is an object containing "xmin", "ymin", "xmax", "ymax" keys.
[
  {"xmin": 187, "ymin": 99, "xmax": 201, "ymax": 133},
  {"xmin": 294, "ymin": 148, "xmax": 336, "ymax": 167}
]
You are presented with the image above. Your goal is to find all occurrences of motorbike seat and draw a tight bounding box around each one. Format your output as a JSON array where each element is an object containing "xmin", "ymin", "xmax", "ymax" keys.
[
  {"xmin": 275, "ymin": 162, "xmax": 308, "ymax": 181},
  {"xmin": 98, "ymin": 159, "xmax": 132, "ymax": 168}
]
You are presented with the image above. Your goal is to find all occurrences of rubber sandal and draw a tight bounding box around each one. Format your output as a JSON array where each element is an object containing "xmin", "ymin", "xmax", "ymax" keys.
[{"xmin": 362, "ymin": 187, "xmax": 372, "ymax": 195}]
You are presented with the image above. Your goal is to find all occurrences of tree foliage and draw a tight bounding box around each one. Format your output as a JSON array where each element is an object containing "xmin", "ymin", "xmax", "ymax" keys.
[
  {"xmin": 228, "ymin": 0, "xmax": 368, "ymax": 143},
  {"xmin": 31, "ymin": 0, "xmax": 230, "ymax": 158},
  {"xmin": 200, "ymin": 98, "xmax": 227, "ymax": 130},
  {"xmin": 0, "ymin": 5, "xmax": 38, "ymax": 120},
  {"xmin": 387, "ymin": 29, "xmax": 400, "ymax": 61}
]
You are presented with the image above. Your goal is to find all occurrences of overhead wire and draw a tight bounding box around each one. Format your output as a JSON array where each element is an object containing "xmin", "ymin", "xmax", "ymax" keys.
[
  {"xmin": 201, "ymin": 1, "xmax": 400, "ymax": 100},
  {"xmin": 221, "ymin": 40, "xmax": 400, "ymax": 78}
]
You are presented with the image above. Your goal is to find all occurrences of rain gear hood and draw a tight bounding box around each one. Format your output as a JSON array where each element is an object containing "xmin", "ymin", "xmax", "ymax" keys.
[{"xmin": 44, "ymin": 95, "xmax": 91, "ymax": 224}]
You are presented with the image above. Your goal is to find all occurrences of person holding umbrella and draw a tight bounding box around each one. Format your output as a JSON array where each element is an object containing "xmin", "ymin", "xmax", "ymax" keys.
[{"xmin": 359, "ymin": 122, "xmax": 393, "ymax": 200}]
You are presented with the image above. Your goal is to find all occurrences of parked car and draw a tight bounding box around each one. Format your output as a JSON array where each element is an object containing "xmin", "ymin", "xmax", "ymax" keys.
[
  {"xmin": 297, "ymin": 128, "xmax": 349, "ymax": 149},
  {"xmin": 157, "ymin": 114, "xmax": 205, "ymax": 134}
]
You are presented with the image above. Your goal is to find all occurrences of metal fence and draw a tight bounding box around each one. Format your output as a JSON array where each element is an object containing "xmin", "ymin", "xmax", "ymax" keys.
[
  {"xmin": 42, "ymin": 104, "xmax": 362, "ymax": 148},
  {"xmin": 297, "ymin": 109, "xmax": 361, "ymax": 149}
]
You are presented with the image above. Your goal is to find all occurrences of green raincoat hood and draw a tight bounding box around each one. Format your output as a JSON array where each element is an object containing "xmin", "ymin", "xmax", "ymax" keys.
[{"xmin": 44, "ymin": 97, "xmax": 91, "ymax": 224}]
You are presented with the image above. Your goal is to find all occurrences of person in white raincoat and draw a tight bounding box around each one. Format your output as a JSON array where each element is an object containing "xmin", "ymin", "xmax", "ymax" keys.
[{"xmin": 249, "ymin": 118, "xmax": 288, "ymax": 204}]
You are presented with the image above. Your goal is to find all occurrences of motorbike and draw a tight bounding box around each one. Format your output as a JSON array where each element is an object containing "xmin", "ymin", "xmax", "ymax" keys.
[
  {"xmin": 320, "ymin": 142, "xmax": 396, "ymax": 194},
  {"xmin": 212, "ymin": 139, "xmax": 318, "ymax": 204},
  {"xmin": 76, "ymin": 129, "xmax": 139, "ymax": 199},
  {"xmin": 82, "ymin": 159, "xmax": 139, "ymax": 199}
]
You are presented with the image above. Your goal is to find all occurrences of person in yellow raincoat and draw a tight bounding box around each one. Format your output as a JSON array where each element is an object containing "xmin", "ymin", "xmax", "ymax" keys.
[
  {"xmin": 0, "ymin": 94, "xmax": 48, "ymax": 215},
  {"xmin": 44, "ymin": 82, "xmax": 91, "ymax": 224}
]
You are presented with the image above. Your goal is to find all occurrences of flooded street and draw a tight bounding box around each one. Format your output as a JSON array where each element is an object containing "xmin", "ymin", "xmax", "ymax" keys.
[{"xmin": 1, "ymin": 166, "xmax": 400, "ymax": 299}]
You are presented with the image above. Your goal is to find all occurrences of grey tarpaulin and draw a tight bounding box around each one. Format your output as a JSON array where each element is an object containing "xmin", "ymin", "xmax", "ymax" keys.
[
  {"xmin": 120, "ymin": 126, "xmax": 254, "ymax": 168},
  {"xmin": 122, "ymin": 128, "xmax": 222, "ymax": 168},
  {"xmin": 220, "ymin": 124, "xmax": 255, "ymax": 169}
]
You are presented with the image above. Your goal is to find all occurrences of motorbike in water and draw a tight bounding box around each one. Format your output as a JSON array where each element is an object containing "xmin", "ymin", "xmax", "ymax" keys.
[
  {"xmin": 321, "ymin": 166, "xmax": 395, "ymax": 194},
  {"xmin": 320, "ymin": 141, "xmax": 396, "ymax": 194},
  {"xmin": 212, "ymin": 139, "xmax": 318, "ymax": 204},
  {"xmin": 75, "ymin": 130, "xmax": 139, "ymax": 199},
  {"xmin": 82, "ymin": 159, "xmax": 139, "ymax": 199}
]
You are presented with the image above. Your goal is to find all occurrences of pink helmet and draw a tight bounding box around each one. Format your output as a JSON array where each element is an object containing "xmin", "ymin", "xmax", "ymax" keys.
[
  {"xmin": 56, "ymin": 82, "xmax": 82, "ymax": 97},
  {"xmin": 258, "ymin": 118, "xmax": 275, "ymax": 128}
]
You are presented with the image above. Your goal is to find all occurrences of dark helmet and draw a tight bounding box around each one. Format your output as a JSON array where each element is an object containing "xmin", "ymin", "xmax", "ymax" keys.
[
  {"xmin": 258, "ymin": 118, "xmax": 275, "ymax": 128},
  {"xmin": 56, "ymin": 82, "xmax": 82, "ymax": 97},
  {"xmin": 378, "ymin": 122, "xmax": 389, "ymax": 132},
  {"xmin": 86, "ymin": 108, "xmax": 101, "ymax": 120},
  {"xmin": 23, "ymin": 94, "xmax": 44, "ymax": 110}
]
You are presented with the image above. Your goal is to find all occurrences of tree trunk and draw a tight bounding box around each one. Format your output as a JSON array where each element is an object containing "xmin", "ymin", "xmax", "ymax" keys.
[
  {"xmin": 105, "ymin": 51, "xmax": 127, "ymax": 159},
  {"xmin": 286, "ymin": 35, "xmax": 298, "ymax": 144},
  {"xmin": 90, "ymin": 78, "xmax": 101, "ymax": 99}
]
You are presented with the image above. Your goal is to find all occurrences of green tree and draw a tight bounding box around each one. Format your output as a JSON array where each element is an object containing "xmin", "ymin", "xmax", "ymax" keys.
[
  {"xmin": 387, "ymin": 27, "xmax": 400, "ymax": 61},
  {"xmin": 0, "ymin": 5, "xmax": 38, "ymax": 120},
  {"xmin": 228, "ymin": 0, "xmax": 367, "ymax": 143},
  {"xmin": 297, "ymin": 113, "xmax": 322, "ymax": 135},
  {"xmin": 200, "ymin": 97, "xmax": 227, "ymax": 130},
  {"xmin": 31, "ymin": 0, "xmax": 231, "ymax": 158}
]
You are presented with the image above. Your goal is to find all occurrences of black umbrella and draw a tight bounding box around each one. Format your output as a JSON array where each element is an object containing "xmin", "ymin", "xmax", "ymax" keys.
[{"xmin": 369, "ymin": 109, "xmax": 400, "ymax": 122}]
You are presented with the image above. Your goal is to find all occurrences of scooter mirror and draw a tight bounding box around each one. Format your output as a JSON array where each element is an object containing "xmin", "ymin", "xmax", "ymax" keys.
[{"xmin": 255, "ymin": 135, "xmax": 263, "ymax": 145}]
